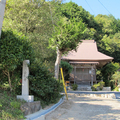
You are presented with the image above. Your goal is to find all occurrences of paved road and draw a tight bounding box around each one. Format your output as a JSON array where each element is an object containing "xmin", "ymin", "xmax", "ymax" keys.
[{"xmin": 46, "ymin": 94, "xmax": 120, "ymax": 120}]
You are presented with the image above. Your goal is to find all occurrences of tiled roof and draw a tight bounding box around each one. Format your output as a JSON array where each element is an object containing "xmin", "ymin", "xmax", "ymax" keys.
[{"xmin": 62, "ymin": 40, "xmax": 113, "ymax": 61}]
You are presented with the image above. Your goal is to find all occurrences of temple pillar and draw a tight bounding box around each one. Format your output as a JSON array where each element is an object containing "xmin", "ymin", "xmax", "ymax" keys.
[
  {"xmin": 74, "ymin": 66, "xmax": 76, "ymax": 84},
  {"xmin": 91, "ymin": 66, "xmax": 94, "ymax": 86}
]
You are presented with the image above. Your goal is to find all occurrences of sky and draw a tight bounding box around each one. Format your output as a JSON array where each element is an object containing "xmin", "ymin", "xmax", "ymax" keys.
[{"xmin": 63, "ymin": 0, "xmax": 120, "ymax": 19}]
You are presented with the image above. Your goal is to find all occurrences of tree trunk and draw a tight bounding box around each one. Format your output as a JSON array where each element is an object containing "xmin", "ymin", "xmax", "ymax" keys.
[
  {"xmin": 55, "ymin": 48, "xmax": 62, "ymax": 79},
  {"xmin": 8, "ymin": 71, "xmax": 12, "ymax": 91}
]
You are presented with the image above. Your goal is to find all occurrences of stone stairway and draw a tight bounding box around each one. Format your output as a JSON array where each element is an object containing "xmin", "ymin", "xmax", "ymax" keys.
[{"xmin": 77, "ymin": 85, "xmax": 92, "ymax": 91}]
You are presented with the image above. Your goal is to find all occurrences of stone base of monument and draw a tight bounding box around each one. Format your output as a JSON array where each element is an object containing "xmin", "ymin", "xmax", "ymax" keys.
[
  {"xmin": 17, "ymin": 95, "xmax": 34, "ymax": 102},
  {"xmin": 20, "ymin": 101, "xmax": 41, "ymax": 116}
]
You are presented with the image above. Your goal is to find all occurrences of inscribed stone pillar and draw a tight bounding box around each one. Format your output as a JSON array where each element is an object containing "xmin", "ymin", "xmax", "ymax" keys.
[
  {"xmin": 0, "ymin": 0, "xmax": 6, "ymax": 37},
  {"xmin": 22, "ymin": 60, "xmax": 29, "ymax": 95},
  {"xmin": 17, "ymin": 60, "xmax": 34, "ymax": 102}
]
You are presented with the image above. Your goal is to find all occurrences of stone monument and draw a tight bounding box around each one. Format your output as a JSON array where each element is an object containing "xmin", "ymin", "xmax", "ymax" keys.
[{"xmin": 17, "ymin": 60, "xmax": 34, "ymax": 102}]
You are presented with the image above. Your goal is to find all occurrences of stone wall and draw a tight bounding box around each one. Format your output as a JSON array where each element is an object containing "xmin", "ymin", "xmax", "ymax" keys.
[
  {"xmin": 102, "ymin": 87, "xmax": 111, "ymax": 91},
  {"xmin": 21, "ymin": 101, "xmax": 41, "ymax": 116}
]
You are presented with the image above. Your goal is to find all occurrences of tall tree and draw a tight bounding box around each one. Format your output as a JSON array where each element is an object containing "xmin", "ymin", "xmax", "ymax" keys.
[
  {"xmin": 0, "ymin": 30, "xmax": 34, "ymax": 91},
  {"xmin": 98, "ymin": 31, "xmax": 120, "ymax": 63},
  {"xmin": 49, "ymin": 17, "xmax": 85, "ymax": 79},
  {"xmin": 95, "ymin": 15, "xmax": 119, "ymax": 36},
  {"xmin": 55, "ymin": 2, "xmax": 101, "ymax": 41},
  {"xmin": 3, "ymin": 0, "xmax": 60, "ymax": 72}
]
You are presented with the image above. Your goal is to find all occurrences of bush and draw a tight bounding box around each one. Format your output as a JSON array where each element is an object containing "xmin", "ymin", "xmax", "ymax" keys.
[
  {"xmin": 91, "ymin": 84, "xmax": 99, "ymax": 91},
  {"xmin": 92, "ymin": 81, "xmax": 105, "ymax": 91},
  {"xmin": 101, "ymin": 62, "xmax": 120, "ymax": 86},
  {"xmin": 29, "ymin": 61, "xmax": 61, "ymax": 107},
  {"xmin": 99, "ymin": 81, "xmax": 105, "ymax": 90},
  {"xmin": 72, "ymin": 84, "xmax": 78, "ymax": 90}
]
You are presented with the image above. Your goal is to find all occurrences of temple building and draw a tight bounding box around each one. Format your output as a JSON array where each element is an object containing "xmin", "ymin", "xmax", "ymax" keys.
[{"xmin": 62, "ymin": 40, "xmax": 113, "ymax": 86}]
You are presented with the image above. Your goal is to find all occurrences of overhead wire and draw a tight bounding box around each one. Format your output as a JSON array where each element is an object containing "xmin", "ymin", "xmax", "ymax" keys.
[
  {"xmin": 98, "ymin": 0, "xmax": 111, "ymax": 15},
  {"xmin": 85, "ymin": 0, "xmax": 95, "ymax": 14}
]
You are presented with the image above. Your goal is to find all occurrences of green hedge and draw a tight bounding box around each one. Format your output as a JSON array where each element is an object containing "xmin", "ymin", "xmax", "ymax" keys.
[{"xmin": 29, "ymin": 61, "xmax": 62, "ymax": 107}]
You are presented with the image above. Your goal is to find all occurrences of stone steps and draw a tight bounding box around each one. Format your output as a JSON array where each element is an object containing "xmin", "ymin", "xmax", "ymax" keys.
[
  {"xmin": 77, "ymin": 85, "xmax": 92, "ymax": 91},
  {"xmin": 67, "ymin": 85, "xmax": 92, "ymax": 91}
]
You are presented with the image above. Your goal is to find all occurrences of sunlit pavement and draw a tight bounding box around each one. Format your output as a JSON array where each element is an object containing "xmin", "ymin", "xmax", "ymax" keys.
[{"xmin": 45, "ymin": 93, "xmax": 120, "ymax": 120}]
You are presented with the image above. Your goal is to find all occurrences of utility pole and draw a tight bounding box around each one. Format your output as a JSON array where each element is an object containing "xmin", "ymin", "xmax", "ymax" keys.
[{"xmin": 0, "ymin": 0, "xmax": 6, "ymax": 38}]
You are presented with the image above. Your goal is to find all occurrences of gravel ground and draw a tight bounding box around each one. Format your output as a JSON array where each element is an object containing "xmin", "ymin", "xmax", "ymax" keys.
[{"xmin": 45, "ymin": 94, "xmax": 120, "ymax": 120}]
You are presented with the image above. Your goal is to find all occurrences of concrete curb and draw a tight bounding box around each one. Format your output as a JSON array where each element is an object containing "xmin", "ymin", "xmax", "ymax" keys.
[{"xmin": 26, "ymin": 97, "xmax": 65, "ymax": 120}]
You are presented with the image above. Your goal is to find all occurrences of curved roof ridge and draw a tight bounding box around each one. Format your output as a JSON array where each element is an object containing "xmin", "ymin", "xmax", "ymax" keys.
[{"xmin": 62, "ymin": 40, "xmax": 113, "ymax": 61}]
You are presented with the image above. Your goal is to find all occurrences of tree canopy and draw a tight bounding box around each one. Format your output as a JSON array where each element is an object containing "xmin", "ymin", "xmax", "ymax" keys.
[
  {"xmin": 2, "ymin": 0, "xmax": 120, "ymax": 87},
  {"xmin": 0, "ymin": 30, "xmax": 34, "ymax": 91}
]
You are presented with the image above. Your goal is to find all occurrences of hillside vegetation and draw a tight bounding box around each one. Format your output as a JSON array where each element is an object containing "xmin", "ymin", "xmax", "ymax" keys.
[{"xmin": 0, "ymin": 87, "xmax": 25, "ymax": 119}]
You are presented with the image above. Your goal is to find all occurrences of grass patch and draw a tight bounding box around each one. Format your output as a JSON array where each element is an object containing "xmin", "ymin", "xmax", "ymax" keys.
[{"xmin": 0, "ymin": 87, "xmax": 26, "ymax": 120}]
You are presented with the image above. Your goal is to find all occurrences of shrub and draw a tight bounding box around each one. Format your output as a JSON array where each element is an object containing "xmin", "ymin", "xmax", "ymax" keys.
[
  {"xmin": 101, "ymin": 62, "xmax": 120, "ymax": 86},
  {"xmin": 92, "ymin": 81, "xmax": 105, "ymax": 91},
  {"xmin": 98, "ymin": 81, "xmax": 105, "ymax": 90},
  {"xmin": 91, "ymin": 84, "xmax": 99, "ymax": 91},
  {"xmin": 29, "ymin": 61, "xmax": 61, "ymax": 107},
  {"xmin": 72, "ymin": 84, "xmax": 78, "ymax": 90}
]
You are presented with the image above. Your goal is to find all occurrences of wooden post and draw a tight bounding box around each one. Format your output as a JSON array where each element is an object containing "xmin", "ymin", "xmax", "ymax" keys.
[
  {"xmin": 91, "ymin": 66, "xmax": 94, "ymax": 86},
  {"xmin": 74, "ymin": 66, "xmax": 76, "ymax": 84},
  {"xmin": 94, "ymin": 65, "xmax": 96, "ymax": 82}
]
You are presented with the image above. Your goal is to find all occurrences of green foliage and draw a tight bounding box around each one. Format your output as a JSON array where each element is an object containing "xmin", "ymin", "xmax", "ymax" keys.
[
  {"xmin": 3, "ymin": 0, "xmax": 59, "ymax": 72},
  {"xmin": 98, "ymin": 32, "xmax": 120, "ymax": 63},
  {"xmin": 0, "ymin": 30, "xmax": 34, "ymax": 70},
  {"xmin": 0, "ymin": 30, "xmax": 34, "ymax": 91},
  {"xmin": 95, "ymin": 15, "xmax": 120, "ymax": 36},
  {"xmin": 49, "ymin": 17, "xmax": 85, "ymax": 53},
  {"xmin": 91, "ymin": 84, "xmax": 99, "ymax": 91},
  {"xmin": 92, "ymin": 81, "xmax": 105, "ymax": 91},
  {"xmin": 60, "ymin": 61, "xmax": 73, "ymax": 79},
  {"xmin": 112, "ymin": 71, "xmax": 120, "ymax": 83},
  {"xmin": 72, "ymin": 84, "xmax": 78, "ymax": 90},
  {"xmin": 111, "ymin": 71, "xmax": 120, "ymax": 90},
  {"xmin": 101, "ymin": 62, "xmax": 120, "ymax": 86},
  {"xmin": 112, "ymin": 86, "xmax": 119, "ymax": 91},
  {"xmin": 0, "ymin": 89, "xmax": 25, "ymax": 119},
  {"xmin": 29, "ymin": 61, "xmax": 61, "ymax": 107},
  {"xmin": 55, "ymin": 2, "xmax": 102, "ymax": 41},
  {"xmin": 10, "ymin": 102, "xmax": 21, "ymax": 109},
  {"xmin": 99, "ymin": 81, "xmax": 105, "ymax": 90},
  {"xmin": 96, "ymin": 69, "xmax": 103, "ymax": 81}
]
